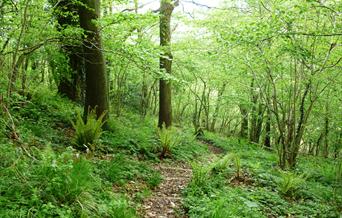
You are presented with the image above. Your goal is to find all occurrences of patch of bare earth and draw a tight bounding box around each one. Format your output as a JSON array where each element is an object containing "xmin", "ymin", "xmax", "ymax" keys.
[
  {"xmin": 199, "ymin": 139, "xmax": 225, "ymax": 155},
  {"xmin": 140, "ymin": 139, "xmax": 226, "ymax": 218},
  {"xmin": 140, "ymin": 162, "xmax": 192, "ymax": 218}
]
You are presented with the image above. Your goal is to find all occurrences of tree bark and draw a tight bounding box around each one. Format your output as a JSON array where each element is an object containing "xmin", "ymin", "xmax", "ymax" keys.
[
  {"xmin": 264, "ymin": 108, "xmax": 271, "ymax": 148},
  {"xmin": 79, "ymin": 0, "xmax": 109, "ymax": 120},
  {"xmin": 158, "ymin": 0, "xmax": 178, "ymax": 128}
]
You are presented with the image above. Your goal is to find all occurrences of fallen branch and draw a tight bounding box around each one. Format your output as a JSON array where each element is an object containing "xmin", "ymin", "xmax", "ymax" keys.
[{"xmin": 0, "ymin": 98, "xmax": 19, "ymax": 141}]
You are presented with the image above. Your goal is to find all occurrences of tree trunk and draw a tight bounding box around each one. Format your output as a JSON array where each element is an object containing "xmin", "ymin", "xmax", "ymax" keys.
[
  {"xmin": 57, "ymin": 49, "xmax": 83, "ymax": 102},
  {"xmin": 264, "ymin": 108, "xmax": 271, "ymax": 148},
  {"xmin": 210, "ymin": 83, "xmax": 226, "ymax": 131},
  {"xmin": 249, "ymin": 92, "xmax": 258, "ymax": 141},
  {"xmin": 253, "ymin": 103, "xmax": 264, "ymax": 143},
  {"xmin": 79, "ymin": 0, "xmax": 109, "ymax": 120},
  {"xmin": 21, "ymin": 56, "xmax": 29, "ymax": 92},
  {"xmin": 158, "ymin": 0, "xmax": 178, "ymax": 128},
  {"xmin": 323, "ymin": 103, "xmax": 329, "ymax": 158},
  {"xmin": 239, "ymin": 104, "xmax": 249, "ymax": 138},
  {"xmin": 54, "ymin": 0, "xmax": 84, "ymax": 102}
]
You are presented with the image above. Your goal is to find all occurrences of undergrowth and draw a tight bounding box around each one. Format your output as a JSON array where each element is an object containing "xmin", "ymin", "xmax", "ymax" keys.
[
  {"xmin": 183, "ymin": 132, "xmax": 341, "ymax": 217},
  {"xmin": 1, "ymin": 90, "xmax": 340, "ymax": 217},
  {"xmin": 0, "ymin": 90, "xmax": 209, "ymax": 217},
  {"xmin": 0, "ymin": 144, "xmax": 136, "ymax": 217}
]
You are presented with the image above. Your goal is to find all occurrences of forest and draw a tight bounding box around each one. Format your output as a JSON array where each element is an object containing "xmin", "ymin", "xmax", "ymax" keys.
[{"xmin": 0, "ymin": 0, "xmax": 341, "ymax": 217}]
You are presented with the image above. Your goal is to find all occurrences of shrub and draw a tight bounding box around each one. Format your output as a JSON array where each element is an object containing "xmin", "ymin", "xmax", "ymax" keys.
[
  {"xmin": 210, "ymin": 154, "xmax": 242, "ymax": 178},
  {"xmin": 101, "ymin": 114, "xmax": 156, "ymax": 158},
  {"xmin": 0, "ymin": 145, "xmax": 93, "ymax": 216},
  {"xmin": 72, "ymin": 109, "xmax": 106, "ymax": 151}
]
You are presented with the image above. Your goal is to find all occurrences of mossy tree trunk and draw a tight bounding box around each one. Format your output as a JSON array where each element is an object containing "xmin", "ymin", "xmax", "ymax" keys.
[
  {"xmin": 158, "ymin": 0, "xmax": 178, "ymax": 128},
  {"xmin": 239, "ymin": 104, "xmax": 249, "ymax": 138},
  {"xmin": 53, "ymin": 0, "xmax": 84, "ymax": 102}
]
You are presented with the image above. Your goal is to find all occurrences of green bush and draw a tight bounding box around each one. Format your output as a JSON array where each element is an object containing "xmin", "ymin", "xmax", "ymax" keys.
[{"xmin": 184, "ymin": 187, "xmax": 264, "ymax": 218}]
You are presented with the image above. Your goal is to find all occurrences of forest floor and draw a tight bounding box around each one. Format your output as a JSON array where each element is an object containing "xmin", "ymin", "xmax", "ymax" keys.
[{"xmin": 0, "ymin": 91, "xmax": 341, "ymax": 217}]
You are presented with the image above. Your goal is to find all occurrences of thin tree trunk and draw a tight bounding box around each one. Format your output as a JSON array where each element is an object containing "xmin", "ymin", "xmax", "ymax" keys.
[
  {"xmin": 211, "ymin": 83, "xmax": 226, "ymax": 131},
  {"xmin": 264, "ymin": 108, "xmax": 271, "ymax": 148},
  {"xmin": 158, "ymin": 0, "xmax": 178, "ymax": 128},
  {"xmin": 239, "ymin": 104, "xmax": 249, "ymax": 138},
  {"xmin": 323, "ymin": 107, "xmax": 329, "ymax": 158}
]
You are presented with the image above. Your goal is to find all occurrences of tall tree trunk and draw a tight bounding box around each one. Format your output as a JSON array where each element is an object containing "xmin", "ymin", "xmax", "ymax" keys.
[
  {"xmin": 158, "ymin": 0, "xmax": 178, "ymax": 128},
  {"xmin": 79, "ymin": 0, "xmax": 109, "ymax": 120},
  {"xmin": 249, "ymin": 79, "xmax": 255, "ymax": 140},
  {"xmin": 7, "ymin": 0, "xmax": 29, "ymax": 99},
  {"xmin": 316, "ymin": 132, "xmax": 323, "ymax": 156}
]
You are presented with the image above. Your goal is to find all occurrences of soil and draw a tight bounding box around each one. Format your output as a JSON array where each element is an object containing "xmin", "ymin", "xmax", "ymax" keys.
[
  {"xmin": 199, "ymin": 139, "xmax": 225, "ymax": 155},
  {"xmin": 140, "ymin": 139, "xmax": 225, "ymax": 217},
  {"xmin": 140, "ymin": 163, "xmax": 192, "ymax": 218}
]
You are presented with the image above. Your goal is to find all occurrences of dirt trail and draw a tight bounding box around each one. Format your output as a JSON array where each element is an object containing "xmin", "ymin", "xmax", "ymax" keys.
[
  {"xmin": 141, "ymin": 162, "xmax": 192, "ymax": 218},
  {"xmin": 140, "ymin": 140, "xmax": 224, "ymax": 218}
]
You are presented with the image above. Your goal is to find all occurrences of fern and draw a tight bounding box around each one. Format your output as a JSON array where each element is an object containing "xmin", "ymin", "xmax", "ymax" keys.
[
  {"xmin": 210, "ymin": 154, "xmax": 233, "ymax": 173},
  {"xmin": 277, "ymin": 171, "xmax": 306, "ymax": 197},
  {"xmin": 191, "ymin": 163, "xmax": 210, "ymax": 188},
  {"xmin": 72, "ymin": 109, "xmax": 106, "ymax": 151},
  {"xmin": 157, "ymin": 125, "xmax": 179, "ymax": 159}
]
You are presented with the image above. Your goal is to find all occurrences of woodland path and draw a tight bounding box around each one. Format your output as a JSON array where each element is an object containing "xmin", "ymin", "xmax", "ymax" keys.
[
  {"xmin": 140, "ymin": 162, "xmax": 192, "ymax": 218},
  {"xmin": 140, "ymin": 140, "xmax": 224, "ymax": 218}
]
